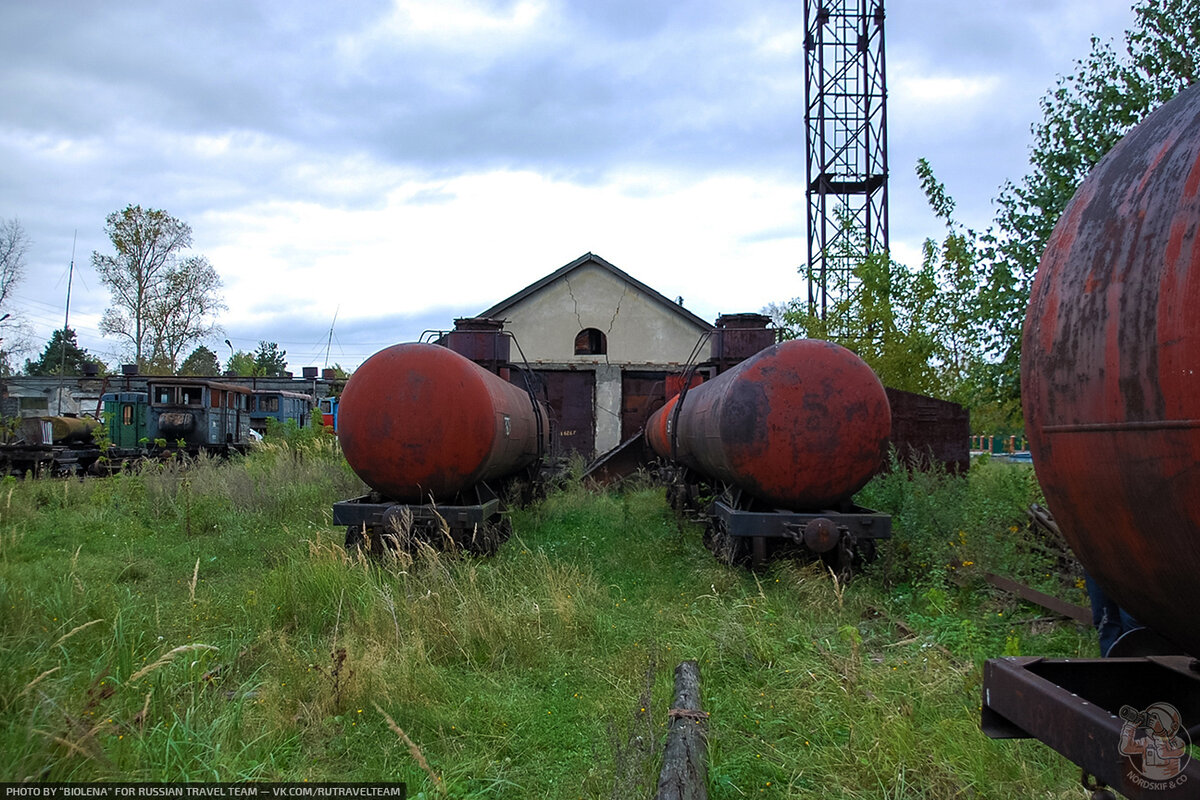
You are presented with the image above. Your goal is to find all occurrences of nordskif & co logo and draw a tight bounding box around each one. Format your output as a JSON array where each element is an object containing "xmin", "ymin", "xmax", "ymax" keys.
[{"xmin": 1119, "ymin": 702, "xmax": 1190, "ymax": 789}]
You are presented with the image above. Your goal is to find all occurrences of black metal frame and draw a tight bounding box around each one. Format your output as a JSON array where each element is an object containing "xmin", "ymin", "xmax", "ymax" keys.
[
  {"xmin": 0, "ymin": 443, "xmax": 101, "ymax": 477},
  {"xmin": 333, "ymin": 492, "xmax": 501, "ymax": 530},
  {"xmin": 804, "ymin": 0, "xmax": 889, "ymax": 328},
  {"xmin": 332, "ymin": 475, "xmax": 523, "ymax": 557},
  {"xmin": 707, "ymin": 496, "xmax": 889, "ymax": 572},
  {"xmin": 983, "ymin": 656, "xmax": 1200, "ymax": 797},
  {"xmin": 712, "ymin": 499, "xmax": 890, "ymax": 541}
]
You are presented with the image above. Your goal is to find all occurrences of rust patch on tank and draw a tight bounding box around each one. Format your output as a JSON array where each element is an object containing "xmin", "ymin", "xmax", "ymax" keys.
[{"xmin": 1023, "ymin": 83, "xmax": 1200, "ymax": 656}]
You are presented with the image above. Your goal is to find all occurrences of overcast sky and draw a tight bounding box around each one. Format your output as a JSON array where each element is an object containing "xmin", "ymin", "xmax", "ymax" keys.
[{"xmin": 2, "ymin": 0, "xmax": 1137, "ymax": 373}]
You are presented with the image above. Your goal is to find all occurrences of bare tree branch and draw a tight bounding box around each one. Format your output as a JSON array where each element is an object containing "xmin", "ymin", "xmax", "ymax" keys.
[{"xmin": 0, "ymin": 218, "xmax": 29, "ymax": 312}]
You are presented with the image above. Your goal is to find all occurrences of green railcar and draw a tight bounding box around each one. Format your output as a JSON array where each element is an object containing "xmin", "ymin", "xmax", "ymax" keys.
[{"xmin": 101, "ymin": 391, "xmax": 149, "ymax": 449}]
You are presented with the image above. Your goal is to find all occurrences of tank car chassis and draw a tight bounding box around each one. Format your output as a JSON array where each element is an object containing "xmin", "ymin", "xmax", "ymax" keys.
[
  {"xmin": 983, "ymin": 655, "xmax": 1200, "ymax": 798},
  {"xmin": 666, "ymin": 467, "xmax": 890, "ymax": 575},
  {"xmin": 333, "ymin": 479, "xmax": 520, "ymax": 557},
  {"xmin": 0, "ymin": 442, "xmax": 100, "ymax": 478},
  {"xmin": 711, "ymin": 497, "xmax": 890, "ymax": 573}
]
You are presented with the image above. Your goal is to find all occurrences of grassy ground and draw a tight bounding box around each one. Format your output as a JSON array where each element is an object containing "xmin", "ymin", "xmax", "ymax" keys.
[{"xmin": 0, "ymin": 437, "xmax": 1095, "ymax": 797}]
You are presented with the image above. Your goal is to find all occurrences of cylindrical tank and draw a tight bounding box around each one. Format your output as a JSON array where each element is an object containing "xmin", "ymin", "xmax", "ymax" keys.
[
  {"xmin": 21, "ymin": 416, "xmax": 100, "ymax": 445},
  {"xmin": 155, "ymin": 412, "xmax": 196, "ymax": 438},
  {"xmin": 1023, "ymin": 83, "xmax": 1200, "ymax": 656},
  {"xmin": 337, "ymin": 343, "xmax": 547, "ymax": 502},
  {"xmin": 646, "ymin": 339, "xmax": 891, "ymax": 509}
]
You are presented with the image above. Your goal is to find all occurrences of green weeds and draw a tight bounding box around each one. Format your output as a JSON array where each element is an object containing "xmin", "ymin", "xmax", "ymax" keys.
[{"xmin": 0, "ymin": 449, "xmax": 1092, "ymax": 796}]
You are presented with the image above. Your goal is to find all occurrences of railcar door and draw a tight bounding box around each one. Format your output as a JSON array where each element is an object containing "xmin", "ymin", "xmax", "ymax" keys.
[
  {"xmin": 234, "ymin": 391, "xmax": 249, "ymax": 443},
  {"xmin": 517, "ymin": 370, "xmax": 595, "ymax": 458},
  {"xmin": 210, "ymin": 388, "xmax": 228, "ymax": 444},
  {"xmin": 104, "ymin": 395, "xmax": 148, "ymax": 448},
  {"xmin": 124, "ymin": 399, "xmax": 147, "ymax": 447}
]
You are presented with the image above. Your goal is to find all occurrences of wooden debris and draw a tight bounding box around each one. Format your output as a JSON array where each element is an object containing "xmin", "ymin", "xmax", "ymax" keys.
[{"xmin": 655, "ymin": 660, "xmax": 708, "ymax": 800}]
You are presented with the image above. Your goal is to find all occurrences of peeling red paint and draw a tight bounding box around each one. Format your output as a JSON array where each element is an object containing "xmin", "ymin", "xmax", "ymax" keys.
[
  {"xmin": 338, "ymin": 343, "xmax": 547, "ymax": 501},
  {"xmin": 1023, "ymin": 83, "xmax": 1200, "ymax": 656},
  {"xmin": 646, "ymin": 339, "xmax": 890, "ymax": 509}
]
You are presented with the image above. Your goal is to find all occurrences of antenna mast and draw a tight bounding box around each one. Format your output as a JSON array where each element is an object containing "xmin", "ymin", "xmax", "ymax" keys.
[
  {"xmin": 323, "ymin": 306, "xmax": 339, "ymax": 368},
  {"xmin": 56, "ymin": 231, "xmax": 77, "ymax": 415}
]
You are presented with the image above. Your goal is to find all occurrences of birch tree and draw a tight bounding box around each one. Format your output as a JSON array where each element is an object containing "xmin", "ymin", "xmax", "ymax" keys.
[{"xmin": 93, "ymin": 205, "xmax": 224, "ymax": 371}]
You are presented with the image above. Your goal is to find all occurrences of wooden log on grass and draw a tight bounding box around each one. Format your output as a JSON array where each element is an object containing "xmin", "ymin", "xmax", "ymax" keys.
[{"xmin": 655, "ymin": 660, "xmax": 708, "ymax": 800}]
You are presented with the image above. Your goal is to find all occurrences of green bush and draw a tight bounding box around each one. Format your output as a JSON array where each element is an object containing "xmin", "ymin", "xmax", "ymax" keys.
[{"xmin": 858, "ymin": 453, "xmax": 1048, "ymax": 589}]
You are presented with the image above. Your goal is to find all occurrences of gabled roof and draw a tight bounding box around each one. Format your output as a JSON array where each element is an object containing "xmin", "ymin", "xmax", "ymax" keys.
[{"xmin": 478, "ymin": 252, "xmax": 714, "ymax": 331}]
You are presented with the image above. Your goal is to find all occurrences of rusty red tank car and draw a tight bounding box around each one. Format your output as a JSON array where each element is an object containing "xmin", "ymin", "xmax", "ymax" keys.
[
  {"xmin": 338, "ymin": 342, "xmax": 548, "ymax": 502},
  {"xmin": 646, "ymin": 338, "xmax": 891, "ymax": 509},
  {"xmin": 983, "ymin": 84, "xmax": 1200, "ymax": 800},
  {"xmin": 1022, "ymin": 82, "xmax": 1200, "ymax": 658}
]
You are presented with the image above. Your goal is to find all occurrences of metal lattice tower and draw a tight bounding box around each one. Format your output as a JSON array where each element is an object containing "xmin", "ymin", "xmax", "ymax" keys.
[{"xmin": 804, "ymin": 0, "xmax": 889, "ymax": 323}]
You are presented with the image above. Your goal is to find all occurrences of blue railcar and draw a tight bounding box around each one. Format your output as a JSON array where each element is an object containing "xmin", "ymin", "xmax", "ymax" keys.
[
  {"xmin": 249, "ymin": 390, "xmax": 316, "ymax": 435},
  {"xmin": 147, "ymin": 378, "xmax": 251, "ymax": 449},
  {"xmin": 318, "ymin": 395, "xmax": 339, "ymax": 433}
]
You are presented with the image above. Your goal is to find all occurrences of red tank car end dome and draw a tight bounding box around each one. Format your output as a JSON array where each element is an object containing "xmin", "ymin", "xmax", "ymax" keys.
[
  {"xmin": 1023, "ymin": 83, "xmax": 1200, "ymax": 656},
  {"xmin": 647, "ymin": 339, "xmax": 891, "ymax": 509},
  {"xmin": 337, "ymin": 343, "xmax": 545, "ymax": 502}
]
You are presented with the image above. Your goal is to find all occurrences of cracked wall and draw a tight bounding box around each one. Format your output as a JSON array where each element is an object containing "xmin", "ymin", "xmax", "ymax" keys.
[
  {"xmin": 497, "ymin": 261, "xmax": 708, "ymax": 365},
  {"xmin": 488, "ymin": 260, "xmax": 713, "ymax": 455}
]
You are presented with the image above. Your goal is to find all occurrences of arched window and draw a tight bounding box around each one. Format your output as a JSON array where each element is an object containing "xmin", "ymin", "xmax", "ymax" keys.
[{"xmin": 574, "ymin": 328, "xmax": 607, "ymax": 355}]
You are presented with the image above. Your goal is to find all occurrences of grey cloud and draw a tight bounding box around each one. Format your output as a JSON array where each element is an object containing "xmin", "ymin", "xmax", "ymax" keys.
[
  {"xmin": 221, "ymin": 304, "xmax": 476, "ymax": 371},
  {"xmin": 6, "ymin": 1, "xmax": 806, "ymax": 186},
  {"xmin": 2, "ymin": 0, "xmax": 1139, "ymax": 366}
]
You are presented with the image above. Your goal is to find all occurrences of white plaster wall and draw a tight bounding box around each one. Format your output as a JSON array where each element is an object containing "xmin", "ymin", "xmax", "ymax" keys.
[{"xmin": 498, "ymin": 262, "xmax": 709, "ymax": 364}]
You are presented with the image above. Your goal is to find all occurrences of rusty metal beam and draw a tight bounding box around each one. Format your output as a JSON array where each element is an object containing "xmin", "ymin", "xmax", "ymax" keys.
[
  {"xmin": 983, "ymin": 656, "xmax": 1200, "ymax": 797},
  {"xmin": 984, "ymin": 572, "xmax": 1092, "ymax": 625}
]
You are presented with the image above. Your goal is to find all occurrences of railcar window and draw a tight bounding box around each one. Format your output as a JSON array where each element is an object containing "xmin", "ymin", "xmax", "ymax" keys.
[
  {"xmin": 155, "ymin": 387, "xmax": 175, "ymax": 405},
  {"xmin": 211, "ymin": 390, "xmax": 223, "ymax": 408},
  {"xmin": 182, "ymin": 388, "xmax": 202, "ymax": 406},
  {"xmin": 122, "ymin": 405, "xmax": 134, "ymax": 425},
  {"xmin": 260, "ymin": 396, "xmax": 280, "ymax": 412}
]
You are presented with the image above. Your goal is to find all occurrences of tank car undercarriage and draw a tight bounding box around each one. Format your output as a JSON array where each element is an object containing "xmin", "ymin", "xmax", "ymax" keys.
[
  {"xmin": 0, "ymin": 442, "xmax": 101, "ymax": 478},
  {"xmin": 333, "ymin": 479, "xmax": 517, "ymax": 557},
  {"xmin": 665, "ymin": 466, "xmax": 890, "ymax": 577},
  {"xmin": 983, "ymin": 654, "xmax": 1200, "ymax": 798}
]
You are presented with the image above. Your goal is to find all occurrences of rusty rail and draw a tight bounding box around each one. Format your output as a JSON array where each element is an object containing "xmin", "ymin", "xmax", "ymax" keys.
[{"xmin": 983, "ymin": 573, "xmax": 1092, "ymax": 625}]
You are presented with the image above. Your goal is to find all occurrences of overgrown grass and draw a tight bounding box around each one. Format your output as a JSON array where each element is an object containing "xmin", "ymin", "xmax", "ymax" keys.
[
  {"xmin": 862, "ymin": 453, "xmax": 1029, "ymax": 579},
  {"xmin": 0, "ymin": 448, "xmax": 1093, "ymax": 797}
]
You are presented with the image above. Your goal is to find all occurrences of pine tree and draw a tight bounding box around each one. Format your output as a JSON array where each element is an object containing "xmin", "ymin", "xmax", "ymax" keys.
[{"xmin": 24, "ymin": 327, "xmax": 99, "ymax": 376}]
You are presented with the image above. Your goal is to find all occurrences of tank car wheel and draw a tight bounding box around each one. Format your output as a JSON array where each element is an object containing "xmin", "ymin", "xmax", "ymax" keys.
[
  {"xmin": 453, "ymin": 518, "xmax": 501, "ymax": 556},
  {"xmin": 706, "ymin": 517, "xmax": 746, "ymax": 567},
  {"xmin": 667, "ymin": 480, "xmax": 691, "ymax": 514},
  {"xmin": 473, "ymin": 514, "xmax": 513, "ymax": 556},
  {"xmin": 821, "ymin": 534, "xmax": 855, "ymax": 582}
]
